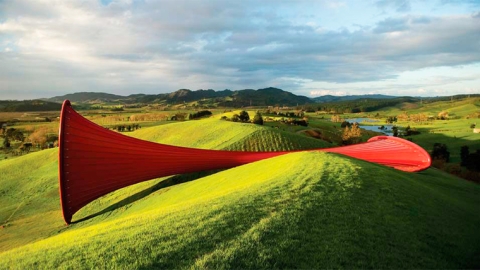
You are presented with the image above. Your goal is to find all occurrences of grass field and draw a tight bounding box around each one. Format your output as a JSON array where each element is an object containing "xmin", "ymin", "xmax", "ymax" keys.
[
  {"xmin": 0, "ymin": 97, "xmax": 479, "ymax": 268},
  {"xmin": 309, "ymin": 97, "xmax": 480, "ymax": 161},
  {"xmin": 1, "ymin": 150, "xmax": 479, "ymax": 268},
  {"xmin": 383, "ymin": 98, "xmax": 479, "ymax": 162},
  {"xmin": 1, "ymin": 113, "xmax": 480, "ymax": 268},
  {"xmin": 129, "ymin": 116, "xmax": 331, "ymax": 151}
]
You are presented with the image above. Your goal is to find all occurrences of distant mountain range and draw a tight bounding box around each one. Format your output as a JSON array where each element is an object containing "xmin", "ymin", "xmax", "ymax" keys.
[
  {"xmin": 311, "ymin": 94, "xmax": 396, "ymax": 103},
  {"xmin": 46, "ymin": 87, "xmax": 314, "ymax": 107},
  {"xmin": 47, "ymin": 92, "xmax": 127, "ymax": 103},
  {"xmin": 2, "ymin": 88, "xmax": 476, "ymax": 112},
  {"xmin": 45, "ymin": 88, "xmax": 398, "ymax": 106},
  {"xmin": 0, "ymin": 100, "xmax": 62, "ymax": 112}
]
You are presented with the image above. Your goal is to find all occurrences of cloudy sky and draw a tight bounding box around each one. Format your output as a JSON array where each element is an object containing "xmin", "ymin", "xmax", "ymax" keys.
[{"xmin": 1, "ymin": 0, "xmax": 479, "ymax": 99}]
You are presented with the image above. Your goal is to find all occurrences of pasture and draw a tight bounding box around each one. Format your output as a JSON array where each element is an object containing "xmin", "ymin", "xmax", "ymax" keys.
[{"xmin": 0, "ymin": 96, "xmax": 479, "ymax": 268}]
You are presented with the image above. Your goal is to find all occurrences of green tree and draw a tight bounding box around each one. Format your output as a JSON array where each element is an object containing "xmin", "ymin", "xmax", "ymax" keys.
[
  {"xmin": 460, "ymin": 146, "xmax": 469, "ymax": 166},
  {"xmin": 5, "ymin": 128, "xmax": 24, "ymax": 141},
  {"xmin": 3, "ymin": 137, "xmax": 10, "ymax": 149},
  {"xmin": 342, "ymin": 123, "xmax": 361, "ymax": 145},
  {"xmin": 340, "ymin": 121, "xmax": 351, "ymax": 128},
  {"xmin": 21, "ymin": 142, "xmax": 32, "ymax": 153},
  {"xmin": 392, "ymin": 126, "xmax": 399, "ymax": 137},
  {"xmin": 431, "ymin": 143, "xmax": 450, "ymax": 162},
  {"xmin": 231, "ymin": 114, "xmax": 240, "ymax": 122},
  {"xmin": 465, "ymin": 150, "xmax": 480, "ymax": 172},
  {"xmin": 239, "ymin": 111, "xmax": 250, "ymax": 122},
  {"xmin": 252, "ymin": 112, "xmax": 264, "ymax": 125},
  {"xmin": 386, "ymin": 116, "xmax": 397, "ymax": 124}
]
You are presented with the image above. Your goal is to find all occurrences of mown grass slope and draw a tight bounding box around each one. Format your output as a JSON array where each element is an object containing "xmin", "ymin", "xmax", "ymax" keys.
[
  {"xmin": 130, "ymin": 117, "xmax": 331, "ymax": 150},
  {"xmin": 1, "ymin": 117, "xmax": 479, "ymax": 269},
  {"xmin": 1, "ymin": 152, "xmax": 479, "ymax": 269},
  {"xmin": 0, "ymin": 149, "xmax": 64, "ymax": 251},
  {"xmin": 0, "ymin": 119, "xmax": 330, "ymax": 252}
]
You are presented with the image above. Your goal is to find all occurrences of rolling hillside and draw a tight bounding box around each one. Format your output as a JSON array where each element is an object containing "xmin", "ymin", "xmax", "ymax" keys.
[
  {"xmin": 44, "ymin": 87, "xmax": 312, "ymax": 107},
  {"xmin": 0, "ymin": 100, "xmax": 62, "ymax": 112},
  {"xmin": 378, "ymin": 97, "xmax": 480, "ymax": 163},
  {"xmin": 129, "ymin": 117, "xmax": 331, "ymax": 151},
  {"xmin": 1, "ymin": 118, "xmax": 479, "ymax": 268},
  {"xmin": 47, "ymin": 92, "xmax": 127, "ymax": 103},
  {"xmin": 312, "ymin": 94, "xmax": 396, "ymax": 103}
]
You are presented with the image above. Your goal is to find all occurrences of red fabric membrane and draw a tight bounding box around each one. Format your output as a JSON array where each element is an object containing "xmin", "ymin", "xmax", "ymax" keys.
[{"xmin": 58, "ymin": 100, "xmax": 431, "ymax": 224}]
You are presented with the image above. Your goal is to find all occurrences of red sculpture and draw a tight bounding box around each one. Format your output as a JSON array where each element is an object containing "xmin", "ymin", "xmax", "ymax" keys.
[{"xmin": 58, "ymin": 100, "xmax": 431, "ymax": 224}]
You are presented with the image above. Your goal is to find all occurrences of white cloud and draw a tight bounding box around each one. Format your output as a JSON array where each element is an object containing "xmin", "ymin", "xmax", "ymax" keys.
[
  {"xmin": 326, "ymin": 1, "xmax": 347, "ymax": 9},
  {"xmin": 0, "ymin": 0, "xmax": 479, "ymax": 99},
  {"xmin": 310, "ymin": 90, "xmax": 347, "ymax": 96}
]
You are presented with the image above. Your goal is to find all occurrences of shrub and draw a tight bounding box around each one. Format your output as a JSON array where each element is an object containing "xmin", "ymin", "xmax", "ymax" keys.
[
  {"xmin": 5, "ymin": 128, "xmax": 24, "ymax": 141},
  {"xmin": 331, "ymin": 115, "xmax": 342, "ymax": 123},
  {"xmin": 462, "ymin": 149, "xmax": 480, "ymax": 172},
  {"xmin": 231, "ymin": 114, "xmax": 240, "ymax": 122},
  {"xmin": 252, "ymin": 112, "xmax": 264, "ymax": 125},
  {"xmin": 342, "ymin": 123, "xmax": 361, "ymax": 145},
  {"xmin": 110, "ymin": 107, "xmax": 124, "ymax": 112},
  {"xmin": 292, "ymin": 119, "xmax": 308, "ymax": 126},
  {"xmin": 171, "ymin": 113, "xmax": 188, "ymax": 121},
  {"xmin": 340, "ymin": 121, "xmax": 351, "ymax": 128},
  {"xmin": 431, "ymin": 143, "xmax": 450, "ymax": 162},
  {"xmin": 410, "ymin": 113, "xmax": 428, "ymax": 123},
  {"xmin": 190, "ymin": 110, "xmax": 212, "ymax": 119},
  {"xmin": 404, "ymin": 125, "xmax": 420, "ymax": 136},
  {"xmin": 431, "ymin": 159, "xmax": 446, "ymax": 169},
  {"xmin": 3, "ymin": 137, "xmax": 10, "ymax": 149},
  {"xmin": 437, "ymin": 111, "xmax": 449, "ymax": 120},
  {"xmin": 386, "ymin": 116, "xmax": 397, "ymax": 124},
  {"xmin": 392, "ymin": 126, "xmax": 399, "ymax": 137},
  {"xmin": 460, "ymin": 146, "xmax": 469, "ymax": 166},
  {"xmin": 397, "ymin": 112, "xmax": 409, "ymax": 121}
]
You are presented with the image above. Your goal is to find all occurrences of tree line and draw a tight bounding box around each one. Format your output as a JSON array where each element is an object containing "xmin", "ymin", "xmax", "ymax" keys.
[
  {"xmin": 309, "ymin": 97, "xmax": 416, "ymax": 114},
  {"xmin": 431, "ymin": 143, "xmax": 480, "ymax": 183},
  {"xmin": 1, "ymin": 126, "xmax": 58, "ymax": 157}
]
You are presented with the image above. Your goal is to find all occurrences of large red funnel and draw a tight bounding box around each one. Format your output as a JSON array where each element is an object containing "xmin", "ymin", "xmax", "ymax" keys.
[{"xmin": 58, "ymin": 100, "xmax": 430, "ymax": 224}]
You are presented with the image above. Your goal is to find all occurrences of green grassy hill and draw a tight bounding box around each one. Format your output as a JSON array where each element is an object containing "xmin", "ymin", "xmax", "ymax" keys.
[
  {"xmin": 351, "ymin": 97, "xmax": 479, "ymax": 165},
  {"xmin": 380, "ymin": 97, "xmax": 479, "ymax": 118},
  {"xmin": 130, "ymin": 117, "xmax": 331, "ymax": 151},
  {"xmin": 0, "ymin": 100, "xmax": 62, "ymax": 112},
  {"xmin": 387, "ymin": 97, "xmax": 480, "ymax": 162},
  {"xmin": 1, "ymin": 118, "xmax": 479, "ymax": 268}
]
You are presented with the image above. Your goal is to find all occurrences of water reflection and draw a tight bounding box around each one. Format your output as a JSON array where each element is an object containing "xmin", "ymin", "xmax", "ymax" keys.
[{"xmin": 345, "ymin": 118, "xmax": 393, "ymax": 136}]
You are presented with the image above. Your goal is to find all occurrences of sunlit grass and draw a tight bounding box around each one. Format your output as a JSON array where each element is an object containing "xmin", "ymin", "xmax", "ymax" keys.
[
  {"xmin": 1, "ymin": 152, "xmax": 479, "ymax": 268},
  {"xmin": 129, "ymin": 117, "xmax": 330, "ymax": 151},
  {"xmin": 1, "ymin": 104, "xmax": 480, "ymax": 268}
]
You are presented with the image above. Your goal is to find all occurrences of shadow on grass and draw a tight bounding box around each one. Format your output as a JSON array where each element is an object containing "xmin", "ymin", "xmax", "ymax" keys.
[{"xmin": 73, "ymin": 169, "xmax": 222, "ymax": 224}]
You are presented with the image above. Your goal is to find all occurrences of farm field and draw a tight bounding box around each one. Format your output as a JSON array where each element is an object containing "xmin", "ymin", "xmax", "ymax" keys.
[{"xmin": 314, "ymin": 97, "xmax": 480, "ymax": 171}]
